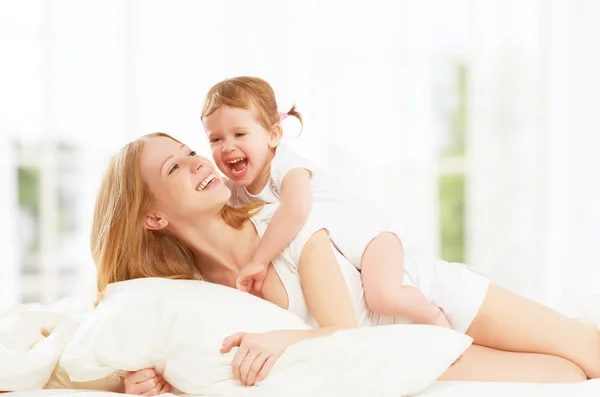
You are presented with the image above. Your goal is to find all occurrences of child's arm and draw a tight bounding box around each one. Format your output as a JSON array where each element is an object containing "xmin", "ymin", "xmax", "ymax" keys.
[{"xmin": 236, "ymin": 168, "xmax": 312, "ymax": 292}]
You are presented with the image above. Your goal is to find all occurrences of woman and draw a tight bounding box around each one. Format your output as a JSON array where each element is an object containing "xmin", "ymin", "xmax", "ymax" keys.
[{"xmin": 93, "ymin": 132, "xmax": 599, "ymax": 395}]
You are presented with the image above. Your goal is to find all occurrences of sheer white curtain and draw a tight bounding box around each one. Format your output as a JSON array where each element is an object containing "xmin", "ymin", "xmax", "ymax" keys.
[
  {"xmin": 0, "ymin": 0, "xmax": 40, "ymax": 309},
  {"xmin": 129, "ymin": 0, "xmax": 440, "ymax": 256},
  {"xmin": 465, "ymin": 0, "xmax": 546, "ymax": 302},
  {"xmin": 0, "ymin": 0, "xmax": 444, "ymax": 307},
  {"xmin": 466, "ymin": 0, "xmax": 600, "ymax": 316},
  {"xmin": 541, "ymin": 0, "xmax": 600, "ymax": 317},
  {"xmin": 308, "ymin": 0, "xmax": 439, "ymax": 258},
  {"xmin": 0, "ymin": 131, "xmax": 19, "ymax": 312},
  {"xmin": 57, "ymin": 0, "xmax": 600, "ymax": 316}
]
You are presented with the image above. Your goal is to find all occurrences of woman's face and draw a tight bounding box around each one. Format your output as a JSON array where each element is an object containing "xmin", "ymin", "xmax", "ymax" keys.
[{"xmin": 140, "ymin": 135, "xmax": 230, "ymax": 227}]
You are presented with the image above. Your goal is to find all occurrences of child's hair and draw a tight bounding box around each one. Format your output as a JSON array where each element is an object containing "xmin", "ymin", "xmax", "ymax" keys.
[{"xmin": 201, "ymin": 76, "xmax": 303, "ymax": 133}]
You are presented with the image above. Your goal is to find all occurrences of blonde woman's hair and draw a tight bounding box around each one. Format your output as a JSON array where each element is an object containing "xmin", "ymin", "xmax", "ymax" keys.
[
  {"xmin": 201, "ymin": 76, "xmax": 303, "ymax": 133},
  {"xmin": 91, "ymin": 132, "xmax": 263, "ymax": 304}
]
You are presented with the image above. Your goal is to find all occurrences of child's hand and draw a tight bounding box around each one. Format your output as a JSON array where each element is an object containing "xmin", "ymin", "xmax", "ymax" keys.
[{"xmin": 236, "ymin": 262, "xmax": 268, "ymax": 293}]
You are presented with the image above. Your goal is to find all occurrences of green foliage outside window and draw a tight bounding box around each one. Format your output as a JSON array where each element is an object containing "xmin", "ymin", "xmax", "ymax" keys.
[{"xmin": 438, "ymin": 63, "xmax": 467, "ymax": 263}]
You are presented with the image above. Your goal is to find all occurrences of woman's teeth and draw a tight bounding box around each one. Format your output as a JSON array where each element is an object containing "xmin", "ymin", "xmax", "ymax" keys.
[{"xmin": 196, "ymin": 173, "xmax": 215, "ymax": 191}]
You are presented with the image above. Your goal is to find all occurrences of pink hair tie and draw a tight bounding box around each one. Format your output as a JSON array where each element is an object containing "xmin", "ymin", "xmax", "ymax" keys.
[{"xmin": 279, "ymin": 112, "xmax": 288, "ymax": 121}]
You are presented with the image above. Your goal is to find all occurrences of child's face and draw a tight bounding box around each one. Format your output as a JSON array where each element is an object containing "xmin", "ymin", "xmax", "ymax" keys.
[{"xmin": 203, "ymin": 105, "xmax": 279, "ymax": 189}]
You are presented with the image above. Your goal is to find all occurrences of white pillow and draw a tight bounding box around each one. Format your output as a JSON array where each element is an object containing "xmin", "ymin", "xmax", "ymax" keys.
[
  {"xmin": 61, "ymin": 278, "xmax": 471, "ymax": 397},
  {"xmin": 60, "ymin": 278, "xmax": 310, "ymax": 386},
  {"xmin": 264, "ymin": 324, "xmax": 471, "ymax": 397}
]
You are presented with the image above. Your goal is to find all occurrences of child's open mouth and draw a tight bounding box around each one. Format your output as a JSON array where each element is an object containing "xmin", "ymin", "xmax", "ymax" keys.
[{"xmin": 227, "ymin": 157, "xmax": 248, "ymax": 175}]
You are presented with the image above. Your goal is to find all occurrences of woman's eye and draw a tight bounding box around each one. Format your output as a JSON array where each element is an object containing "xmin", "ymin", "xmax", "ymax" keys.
[
  {"xmin": 168, "ymin": 164, "xmax": 179, "ymax": 175},
  {"xmin": 235, "ymin": 133, "xmax": 245, "ymax": 138}
]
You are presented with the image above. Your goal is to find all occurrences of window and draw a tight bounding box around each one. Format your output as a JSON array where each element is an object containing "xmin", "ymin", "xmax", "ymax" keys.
[
  {"xmin": 16, "ymin": 141, "xmax": 82, "ymax": 303},
  {"xmin": 435, "ymin": 61, "xmax": 467, "ymax": 264}
]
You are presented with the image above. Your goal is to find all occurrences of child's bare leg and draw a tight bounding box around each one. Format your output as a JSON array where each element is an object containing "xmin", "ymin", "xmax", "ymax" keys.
[
  {"xmin": 361, "ymin": 232, "xmax": 450, "ymax": 327},
  {"xmin": 466, "ymin": 284, "xmax": 600, "ymax": 378}
]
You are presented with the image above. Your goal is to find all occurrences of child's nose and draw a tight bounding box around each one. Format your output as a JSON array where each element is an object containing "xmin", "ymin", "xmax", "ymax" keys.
[{"xmin": 222, "ymin": 140, "xmax": 236, "ymax": 152}]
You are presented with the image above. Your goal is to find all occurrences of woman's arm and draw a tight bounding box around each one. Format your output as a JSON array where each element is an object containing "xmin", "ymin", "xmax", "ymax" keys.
[
  {"xmin": 296, "ymin": 228, "xmax": 359, "ymax": 330},
  {"xmin": 242, "ymin": 227, "xmax": 360, "ymax": 341},
  {"xmin": 222, "ymin": 229, "xmax": 359, "ymax": 385}
]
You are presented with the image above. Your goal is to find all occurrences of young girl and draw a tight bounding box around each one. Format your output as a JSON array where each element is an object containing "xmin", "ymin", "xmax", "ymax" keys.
[{"xmin": 201, "ymin": 76, "xmax": 451, "ymax": 328}]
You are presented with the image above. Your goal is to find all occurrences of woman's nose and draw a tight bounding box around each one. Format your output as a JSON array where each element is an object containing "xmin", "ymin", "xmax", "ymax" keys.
[{"xmin": 190, "ymin": 156, "xmax": 204, "ymax": 173}]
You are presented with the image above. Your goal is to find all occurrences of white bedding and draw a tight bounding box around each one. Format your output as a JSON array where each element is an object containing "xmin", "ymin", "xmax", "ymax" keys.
[
  {"xmin": 2, "ymin": 291, "xmax": 600, "ymax": 397},
  {"xmin": 58, "ymin": 279, "xmax": 472, "ymax": 396},
  {"xmin": 3, "ymin": 380, "xmax": 600, "ymax": 397},
  {"xmin": 420, "ymin": 379, "xmax": 600, "ymax": 396},
  {"xmin": 2, "ymin": 287, "xmax": 471, "ymax": 396}
]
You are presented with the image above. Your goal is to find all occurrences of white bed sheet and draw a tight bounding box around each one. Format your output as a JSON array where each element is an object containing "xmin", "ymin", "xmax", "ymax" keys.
[
  {"xmin": 3, "ymin": 380, "xmax": 600, "ymax": 397},
  {"xmin": 419, "ymin": 379, "xmax": 600, "ymax": 396}
]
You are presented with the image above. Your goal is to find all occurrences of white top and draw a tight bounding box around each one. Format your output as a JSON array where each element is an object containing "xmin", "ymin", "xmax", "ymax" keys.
[
  {"xmin": 249, "ymin": 202, "xmax": 405, "ymax": 328},
  {"xmin": 227, "ymin": 144, "xmax": 388, "ymax": 268},
  {"xmin": 248, "ymin": 201, "xmax": 493, "ymax": 334}
]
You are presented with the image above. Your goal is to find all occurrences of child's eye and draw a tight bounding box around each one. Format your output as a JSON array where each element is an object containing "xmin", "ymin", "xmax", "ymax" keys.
[
  {"xmin": 188, "ymin": 151, "xmax": 197, "ymax": 156},
  {"xmin": 210, "ymin": 137, "xmax": 222, "ymax": 143},
  {"xmin": 168, "ymin": 164, "xmax": 179, "ymax": 175},
  {"xmin": 234, "ymin": 132, "xmax": 245, "ymax": 138}
]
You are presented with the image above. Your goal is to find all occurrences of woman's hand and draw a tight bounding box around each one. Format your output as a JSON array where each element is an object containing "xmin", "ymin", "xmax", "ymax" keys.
[
  {"xmin": 220, "ymin": 330, "xmax": 296, "ymax": 386},
  {"xmin": 124, "ymin": 368, "xmax": 172, "ymax": 395}
]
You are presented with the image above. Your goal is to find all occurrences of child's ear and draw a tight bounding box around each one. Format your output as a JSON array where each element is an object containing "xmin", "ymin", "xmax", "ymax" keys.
[
  {"xmin": 144, "ymin": 212, "xmax": 169, "ymax": 231},
  {"xmin": 268, "ymin": 123, "xmax": 282, "ymax": 149}
]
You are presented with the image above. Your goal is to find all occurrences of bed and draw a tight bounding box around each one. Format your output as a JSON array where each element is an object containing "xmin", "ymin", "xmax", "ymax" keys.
[
  {"xmin": 2, "ymin": 284, "xmax": 599, "ymax": 397},
  {"xmin": 3, "ymin": 380, "xmax": 600, "ymax": 397},
  {"xmin": 420, "ymin": 379, "xmax": 599, "ymax": 396}
]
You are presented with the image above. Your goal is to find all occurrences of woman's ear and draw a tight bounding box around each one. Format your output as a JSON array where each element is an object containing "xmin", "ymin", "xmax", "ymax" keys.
[
  {"xmin": 144, "ymin": 212, "xmax": 169, "ymax": 231},
  {"xmin": 268, "ymin": 123, "xmax": 282, "ymax": 149}
]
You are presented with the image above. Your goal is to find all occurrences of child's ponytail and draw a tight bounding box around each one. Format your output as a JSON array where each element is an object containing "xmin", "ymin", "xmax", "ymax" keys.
[{"xmin": 282, "ymin": 104, "xmax": 303, "ymax": 135}]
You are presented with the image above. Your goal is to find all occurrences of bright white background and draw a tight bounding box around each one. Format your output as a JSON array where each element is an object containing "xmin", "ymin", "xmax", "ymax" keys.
[{"xmin": 1, "ymin": 0, "xmax": 599, "ymax": 318}]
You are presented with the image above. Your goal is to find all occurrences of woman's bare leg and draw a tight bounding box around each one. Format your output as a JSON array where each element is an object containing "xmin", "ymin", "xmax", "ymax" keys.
[
  {"xmin": 465, "ymin": 284, "xmax": 600, "ymax": 378},
  {"xmin": 438, "ymin": 345, "xmax": 586, "ymax": 383}
]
